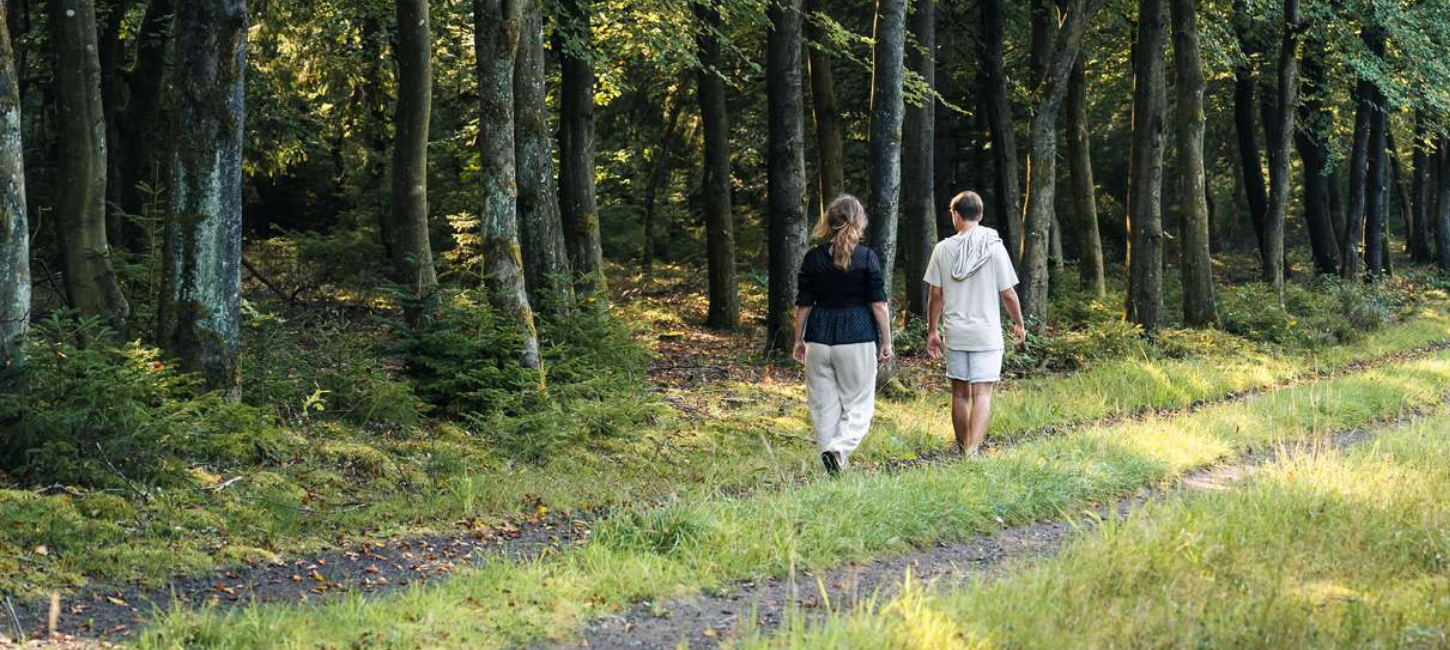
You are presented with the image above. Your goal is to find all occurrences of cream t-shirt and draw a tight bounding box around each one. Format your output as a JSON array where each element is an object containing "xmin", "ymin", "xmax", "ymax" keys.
[{"xmin": 924, "ymin": 232, "xmax": 1019, "ymax": 351}]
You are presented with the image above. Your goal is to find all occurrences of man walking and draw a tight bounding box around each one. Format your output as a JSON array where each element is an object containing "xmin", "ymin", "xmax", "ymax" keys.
[{"xmin": 924, "ymin": 191, "xmax": 1026, "ymax": 455}]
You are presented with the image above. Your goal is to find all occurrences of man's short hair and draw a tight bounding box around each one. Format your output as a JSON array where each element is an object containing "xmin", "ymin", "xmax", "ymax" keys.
[{"xmin": 951, "ymin": 191, "xmax": 984, "ymax": 222}]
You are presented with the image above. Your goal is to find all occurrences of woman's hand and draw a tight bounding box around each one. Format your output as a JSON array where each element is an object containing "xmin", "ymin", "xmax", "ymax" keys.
[
  {"xmin": 878, "ymin": 342, "xmax": 894, "ymax": 363},
  {"xmin": 793, "ymin": 340, "xmax": 807, "ymax": 364}
]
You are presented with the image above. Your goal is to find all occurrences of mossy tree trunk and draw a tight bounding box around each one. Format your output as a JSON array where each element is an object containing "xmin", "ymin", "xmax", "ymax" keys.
[
  {"xmin": 557, "ymin": 0, "xmax": 606, "ymax": 302},
  {"xmin": 804, "ymin": 0, "xmax": 844, "ymax": 214},
  {"xmin": 1021, "ymin": 0, "xmax": 1099, "ymax": 329},
  {"xmin": 51, "ymin": 0, "xmax": 130, "ymax": 335},
  {"xmin": 765, "ymin": 0, "xmax": 809, "ymax": 354},
  {"xmin": 695, "ymin": 0, "xmax": 739, "ymax": 330},
  {"xmin": 867, "ymin": 0, "xmax": 906, "ymax": 300},
  {"xmin": 1172, "ymin": 0, "xmax": 1218, "ymax": 327},
  {"xmin": 1126, "ymin": 0, "xmax": 1168, "ymax": 331},
  {"xmin": 0, "ymin": 3, "xmax": 28, "ymax": 372},
  {"xmin": 981, "ymin": 0, "xmax": 1022, "ymax": 267},
  {"xmin": 475, "ymin": 0, "xmax": 541, "ymax": 370},
  {"xmin": 160, "ymin": 0, "xmax": 248, "ymax": 399},
  {"xmin": 901, "ymin": 0, "xmax": 936, "ymax": 320},
  {"xmin": 514, "ymin": 0, "xmax": 572, "ymax": 314},
  {"xmin": 1066, "ymin": 59, "xmax": 1105, "ymax": 296},
  {"xmin": 390, "ymin": 0, "xmax": 438, "ymax": 317}
]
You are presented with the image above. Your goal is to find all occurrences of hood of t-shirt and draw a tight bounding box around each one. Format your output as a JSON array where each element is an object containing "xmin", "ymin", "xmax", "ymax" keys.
[{"xmin": 946, "ymin": 226, "xmax": 1003, "ymax": 281}]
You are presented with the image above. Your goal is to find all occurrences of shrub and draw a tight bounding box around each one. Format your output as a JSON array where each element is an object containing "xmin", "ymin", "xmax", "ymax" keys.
[
  {"xmin": 0, "ymin": 315, "xmax": 287, "ymax": 489},
  {"xmin": 1218, "ymin": 283, "xmax": 1296, "ymax": 344},
  {"xmin": 1041, "ymin": 319, "xmax": 1148, "ymax": 370}
]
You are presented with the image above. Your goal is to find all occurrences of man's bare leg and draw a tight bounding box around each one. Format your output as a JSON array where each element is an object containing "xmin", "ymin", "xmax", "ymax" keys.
[
  {"xmin": 951, "ymin": 380, "xmax": 973, "ymax": 453},
  {"xmin": 964, "ymin": 382, "xmax": 995, "ymax": 454}
]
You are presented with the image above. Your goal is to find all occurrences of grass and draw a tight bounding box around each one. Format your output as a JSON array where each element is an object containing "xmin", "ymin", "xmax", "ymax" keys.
[
  {"xmin": 131, "ymin": 351, "xmax": 1450, "ymax": 649},
  {"xmin": 742, "ymin": 413, "xmax": 1450, "ymax": 649}
]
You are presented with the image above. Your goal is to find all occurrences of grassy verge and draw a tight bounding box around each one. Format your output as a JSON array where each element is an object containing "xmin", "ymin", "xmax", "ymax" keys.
[
  {"xmin": 8, "ymin": 300, "xmax": 1446, "ymax": 601},
  {"xmin": 133, "ymin": 352, "xmax": 1450, "ymax": 649},
  {"xmin": 742, "ymin": 413, "xmax": 1450, "ymax": 649}
]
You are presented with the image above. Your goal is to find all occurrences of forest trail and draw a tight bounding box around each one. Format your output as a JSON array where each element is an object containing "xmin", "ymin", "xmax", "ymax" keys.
[
  {"xmin": 9, "ymin": 337, "xmax": 1448, "ymax": 644},
  {"xmin": 540, "ymin": 416, "xmax": 1401, "ymax": 650}
]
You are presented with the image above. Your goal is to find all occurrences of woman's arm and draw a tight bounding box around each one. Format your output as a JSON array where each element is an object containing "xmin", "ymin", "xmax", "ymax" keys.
[
  {"xmin": 792, "ymin": 306, "xmax": 812, "ymax": 363},
  {"xmin": 871, "ymin": 301, "xmax": 892, "ymax": 362}
]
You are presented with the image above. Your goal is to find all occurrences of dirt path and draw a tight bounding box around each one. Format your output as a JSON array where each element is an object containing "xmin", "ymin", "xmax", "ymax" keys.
[
  {"xmin": 537, "ymin": 423, "xmax": 1392, "ymax": 650},
  {"xmin": 9, "ymin": 340, "xmax": 1446, "ymax": 644}
]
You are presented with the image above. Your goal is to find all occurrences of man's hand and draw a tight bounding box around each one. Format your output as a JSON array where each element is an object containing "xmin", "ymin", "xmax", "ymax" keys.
[
  {"xmin": 926, "ymin": 331, "xmax": 944, "ymax": 359},
  {"xmin": 878, "ymin": 342, "xmax": 894, "ymax": 363},
  {"xmin": 1012, "ymin": 322, "xmax": 1027, "ymax": 347},
  {"xmin": 793, "ymin": 340, "xmax": 807, "ymax": 364}
]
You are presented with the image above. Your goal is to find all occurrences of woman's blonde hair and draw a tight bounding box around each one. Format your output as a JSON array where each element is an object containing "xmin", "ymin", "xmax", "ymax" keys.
[{"xmin": 814, "ymin": 195, "xmax": 868, "ymax": 270}]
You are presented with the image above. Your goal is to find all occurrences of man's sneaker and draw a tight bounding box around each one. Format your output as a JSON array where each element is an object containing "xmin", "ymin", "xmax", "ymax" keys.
[{"xmin": 822, "ymin": 451, "xmax": 841, "ymax": 475}]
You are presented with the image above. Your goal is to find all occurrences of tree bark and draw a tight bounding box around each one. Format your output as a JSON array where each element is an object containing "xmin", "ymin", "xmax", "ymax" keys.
[
  {"xmin": 1066, "ymin": 59, "xmax": 1104, "ymax": 296},
  {"xmin": 0, "ymin": 4, "xmax": 28, "ymax": 371},
  {"xmin": 765, "ymin": 0, "xmax": 809, "ymax": 354},
  {"xmin": 867, "ymin": 0, "xmax": 906, "ymax": 302},
  {"xmin": 981, "ymin": 0, "xmax": 1022, "ymax": 267},
  {"xmin": 1171, "ymin": 0, "xmax": 1217, "ymax": 327},
  {"xmin": 1126, "ymin": 0, "xmax": 1168, "ymax": 331},
  {"xmin": 1294, "ymin": 37, "xmax": 1340, "ymax": 275},
  {"xmin": 557, "ymin": 0, "xmax": 606, "ymax": 302},
  {"xmin": 695, "ymin": 0, "xmax": 738, "ymax": 330},
  {"xmin": 1341, "ymin": 78, "xmax": 1373, "ymax": 278},
  {"xmin": 390, "ymin": 0, "xmax": 438, "ymax": 315},
  {"xmin": 160, "ymin": 0, "xmax": 247, "ymax": 398},
  {"xmin": 1437, "ymin": 140, "xmax": 1450, "ymax": 272},
  {"xmin": 475, "ymin": 0, "xmax": 541, "ymax": 369},
  {"xmin": 1364, "ymin": 92, "xmax": 1388, "ymax": 277},
  {"xmin": 1231, "ymin": 1, "xmax": 1268, "ymax": 255},
  {"xmin": 1410, "ymin": 111, "xmax": 1433, "ymax": 263},
  {"xmin": 515, "ymin": 0, "xmax": 572, "ymax": 313},
  {"xmin": 804, "ymin": 0, "xmax": 844, "ymax": 213},
  {"xmin": 1260, "ymin": 0, "xmax": 1300, "ymax": 301},
  {"xmin": 1020, "ymin": 0, "xmax": 1098, "ymax": 328},
  {"xmin": 901, "ymin": 0, "xmax": 936, "ymax": 319},
  {"xmin": 117, "ymin": 0, "xmax": 172, "ymax": 221},
  {"xmin": 51, "ymin": 0, "xmax": 130, "ymax": 334}
]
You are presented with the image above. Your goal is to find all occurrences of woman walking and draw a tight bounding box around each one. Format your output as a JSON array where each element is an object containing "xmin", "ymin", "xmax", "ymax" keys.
[{"xmin": 792, "ymin": 195, "xmax": 892, "ymax": 474}]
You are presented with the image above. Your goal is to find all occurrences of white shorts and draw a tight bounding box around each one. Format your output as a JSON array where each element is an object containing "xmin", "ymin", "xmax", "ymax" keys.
[{"xmin": 946, "ymin": 349, "xmax": 1003, "ymax": 384}]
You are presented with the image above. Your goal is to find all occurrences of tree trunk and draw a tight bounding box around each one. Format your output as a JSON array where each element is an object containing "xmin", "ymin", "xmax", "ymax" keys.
[
  {"xmin": 515, "ymin": 0, "xmax": 572, "ymax": 313},
  {"xmin": 695, "ymin": 0, "xmax": 738, "ymax": 330},
  {"xmin": 901, "ymin": 0, "xmax": 936, "ymax": 320},
  {"xmin": 51, "ymin": 0, "xmax": 130, "ymax": 334},
  {"xmin": 1341, "ymin": 79, "xmax": 1374, "ymax": 278},
  {"xmin": 1364, "ymin": 92, "xmax": 1388, "ymax": 278},
  {"xmin": 1030, "ymin": 0, "xmax": 1054, "ymax": 87},
  {"xmin": 1126, "ymin": 0, "xmax": 1168, "ymax": 331},
  {"xmin": 557, "ymin": 0, "xmax": 606, "ymax": 302},
  {"xmin": 117, "ymin": 0, "xmax": 172, "ymax": 221},
  {"xmin": 1171, "ymin": 0, "xmax": 1217, "ymax": 327},
  {"xmin": 867, "ymin": 0, "xmax": 906, "ymax": 302},
  {"xmin": 1437, "ymin": 140, "xmax": 1450, "ymax": 272},
  {"xmin": 1021, "ymin": 0, "xmax": 1097, "ymax": 328},
  {"xmin": 0, "ymin": 4, "xmax": 28, "ymax": 371},
  {"xmin": 98, "ymin": 0, "xmax": 128, "ymax": 248},
  {"xmin": 1410, "ymin": 112, "xmax": 1433, "ymax": 263},
  {"xmin": 804, "ymin": 0, "xmax": 844, "ymax": 213},
  {"xmin": 1294, "ymin": 37, "xmax": 1339, "ymax": 275},
  {"xmin": 1231, "ymin": 1, "xmax": 1268, "ymax": 255},
  {"xmin": 160, "ymin": 0, "xmax": 247, "ymax": 398},
  {"xmin": 475, "ymin": 0, "xmax": 541, "ymax": 369},
  {"xmin": 1260, "ymin": 0, "xmax": 1300, "ymax": 301},
  {"xmin": 1066, "ymin": 59, "xmax": 1105, "ymax": 296},
  {"xmin": 390, "ymin": 0, "xmax": 438, "ymax": 315},
  {"xmin": 765, "ymin": 0, "xmax": 809, "ymax": 354},
  {"xmin": 981, "ymin": 0, "xmax": 1022, "ymax": 266},
  {"xmin": 641, "ymin": 97, "xmax": 685, "ymax": 275}
]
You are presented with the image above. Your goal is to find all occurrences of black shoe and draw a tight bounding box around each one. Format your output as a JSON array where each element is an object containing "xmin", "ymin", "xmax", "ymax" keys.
[{"xmin": 822, "ymin": 451, "xmax": 841, "ymax": 475}]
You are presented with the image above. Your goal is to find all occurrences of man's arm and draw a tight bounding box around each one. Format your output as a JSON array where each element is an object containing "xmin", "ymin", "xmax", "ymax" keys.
[
  {"xmin": 926, "ymin": 285, "xmax": 945, "ymax": 358},
  {"xmin": 1000, "ymin": 287, "xmax": 1026, "ymax": 346}
]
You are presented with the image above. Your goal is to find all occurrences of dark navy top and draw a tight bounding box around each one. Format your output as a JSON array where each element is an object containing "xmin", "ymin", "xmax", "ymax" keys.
[{"xmin": 796, "ymin": 244, "xmax": 888, "ymax": 346}]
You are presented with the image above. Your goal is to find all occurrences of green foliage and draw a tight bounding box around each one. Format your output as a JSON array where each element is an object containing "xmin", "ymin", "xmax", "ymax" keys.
[
  {"xmin": 392, "ymin": 289, "xmax": 661, "ymax": 462},
  {"xmin": 0, "ymin": 315, "xmax": 286, "ymax": 489},
  {"xmin": 594, "ymin": 504, "xmax": 718, "ymax": 556}
]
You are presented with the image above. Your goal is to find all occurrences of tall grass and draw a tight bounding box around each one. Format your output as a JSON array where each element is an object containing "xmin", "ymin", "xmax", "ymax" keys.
[
  {"xmin": 135, "ymin": 353, "xmax": 1450, "ymax": 649},
  {"xmin": 743, "ymin": 414, "xmax": 1450, "ymax": 649}
]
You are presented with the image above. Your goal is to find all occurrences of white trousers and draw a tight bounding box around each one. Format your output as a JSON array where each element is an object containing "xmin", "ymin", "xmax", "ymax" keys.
[{"xmin": 804, "ymin": 342, "xmax": 878, "ymax": 458}]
